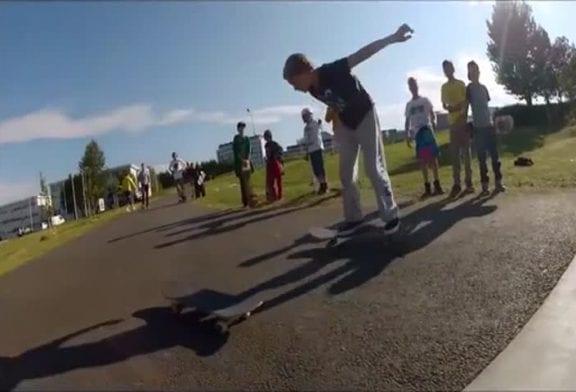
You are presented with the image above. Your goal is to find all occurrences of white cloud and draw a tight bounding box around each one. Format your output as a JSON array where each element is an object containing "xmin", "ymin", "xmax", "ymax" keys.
[
  {"xmin": 0, "ymin": 181, "xmax": 39, "ymax": 205},
  {"xmin": 0, "ymin": 104, "xmax": 310, "ymax": 145}
]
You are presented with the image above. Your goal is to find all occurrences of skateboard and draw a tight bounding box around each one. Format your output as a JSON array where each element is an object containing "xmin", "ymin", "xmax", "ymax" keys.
[
  {"xmin": 308, "ymin": 221, "xmax": 399, "ymax": 247},
  {"xmin": 162, "ymin": 282, "xmax": 263, "ymax": 334}
]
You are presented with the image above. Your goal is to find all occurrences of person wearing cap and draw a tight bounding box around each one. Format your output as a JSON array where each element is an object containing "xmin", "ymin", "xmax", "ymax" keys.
[
  {"xmin": 301, "ymin": 108, "xmax": 328, "ymax": 195},
  {"xmin": 282, "ymin": 24, "xmax": 414, "ymax": 234},
  {"xmin": 233, "ymin": 121, "xmax": 254, "ymax": 208}
]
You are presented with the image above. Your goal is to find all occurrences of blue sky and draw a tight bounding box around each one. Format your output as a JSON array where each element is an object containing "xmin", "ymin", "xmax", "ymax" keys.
[{"xmin": 0, "ymin": 1, "xmax": 574, "ymax": 204}]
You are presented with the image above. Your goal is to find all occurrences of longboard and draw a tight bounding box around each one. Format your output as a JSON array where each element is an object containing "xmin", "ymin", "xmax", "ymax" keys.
[
  {"xmin": 162, "ymin": 282, "xmax": 263, "ymax": 334},
  {"xmin": 309, "ymin": 220, "xmax": 398, "ymax": 247}
]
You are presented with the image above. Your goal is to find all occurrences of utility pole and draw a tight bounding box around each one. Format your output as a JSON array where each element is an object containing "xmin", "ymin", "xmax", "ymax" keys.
[
  {"xmin": 28, "ymin": 197, "xmax": 33, "ymax": 230},
  {"xmin": 246, "ymin": 108, "xmax": 256, "ymax": 136},
  {"xmin": 80, "ymin": 169, "xmax": 88, "ymax": 218},
  {"xmin": 70, "ymin": 174, "xmax": 79, "ymax": 221}
]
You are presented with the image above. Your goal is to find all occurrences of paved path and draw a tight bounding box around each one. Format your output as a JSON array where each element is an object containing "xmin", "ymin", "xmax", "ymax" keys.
[{"xmin": 1, "ymin": 191, "xmax": 576, "ymax": 391}]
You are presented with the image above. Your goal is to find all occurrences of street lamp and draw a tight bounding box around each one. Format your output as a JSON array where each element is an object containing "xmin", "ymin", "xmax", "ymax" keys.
[{"xmin": 246, "ymin": 108, "xmax": 256, "ymax": 136}]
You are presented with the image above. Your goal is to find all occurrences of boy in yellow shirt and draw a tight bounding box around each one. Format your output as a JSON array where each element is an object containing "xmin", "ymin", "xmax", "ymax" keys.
[{"xmin": 441, "ymin": 60, "xmax": 473, "ymax": 197}]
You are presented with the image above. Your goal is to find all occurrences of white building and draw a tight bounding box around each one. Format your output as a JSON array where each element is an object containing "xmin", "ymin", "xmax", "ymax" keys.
[
  {"xmin": 217, "ymin": 135, "xmax": 266, "ymax": 168},
  {"xmin": 0, "ymin": 195, "xmax": 51, "ymax": 239},
  {"xmin": 284, "ymin": 131, "xmax": 335, "ymax": 160}
]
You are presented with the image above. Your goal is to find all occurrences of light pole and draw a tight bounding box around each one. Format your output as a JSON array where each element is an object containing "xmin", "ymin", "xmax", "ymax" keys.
[{"xmin": 246, "ymin": 108, "xmax": 256, "ymax": 136}]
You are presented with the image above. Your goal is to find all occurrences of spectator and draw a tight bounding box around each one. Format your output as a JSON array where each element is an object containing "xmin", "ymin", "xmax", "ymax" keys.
[
  {"xmin": 233, "ymin": 122, "xmax": 254, "ymax": 208},
  {"xmin": 441, "ymin": 59, "xmax": 474, "ymax": 197},
  {"xmin": 301, "ymin": 108, "xmax": 328, "ymax": 195},
  {"xmin": 466, "ymin": 60, "xmax": 505, "ymax": 195},
  {"xmin": 263, "ymin": 129, "xmax": 284, "ymax": 202},
  {"xmin": 169, "ymin": 152, "xmax": 187, "ymax": 203},
  {"xmin": 138, "ymin": 163, "xmax": 151, "ymax": 209}
]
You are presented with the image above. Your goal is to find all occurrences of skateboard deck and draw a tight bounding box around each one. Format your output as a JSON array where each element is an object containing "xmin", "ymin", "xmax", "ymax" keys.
[
  {"xmin": 162, "ymin": 282, "xmax": 263, "ymax": 334},
  {"xmin": 309, "ymin": 221, "xmax": 398, "ymax": 247}
]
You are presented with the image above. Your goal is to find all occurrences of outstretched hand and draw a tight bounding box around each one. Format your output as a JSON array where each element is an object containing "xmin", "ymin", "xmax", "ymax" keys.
[{"xmin": 392, "ymin": 23, "xmax": 414, "ymax": 43}]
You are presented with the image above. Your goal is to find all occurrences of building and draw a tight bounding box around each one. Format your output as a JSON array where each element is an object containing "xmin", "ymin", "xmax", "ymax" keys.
[
  {"xmin": 216, "ymin": 135, "xmax": 266, "ymax": 168},
  {"xmin": 284, "ymin": 131, "xmax": 335, "ymax": 160},
  {"xmin": 0, "ymin": 195, "xmax": 51, "ymax": 239},
  {"xmin": 49, "ymin": 179, "xmax": 70, "ymax": 219},
  {"xmin": 48, "ymin": 163, "xmax": 152, "ymax": 218}
]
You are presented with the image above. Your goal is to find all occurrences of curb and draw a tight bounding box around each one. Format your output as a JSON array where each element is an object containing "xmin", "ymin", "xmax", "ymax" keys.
[{"xmin": 465, "ymin": 255, "xmax": 576, "ymax": 391}]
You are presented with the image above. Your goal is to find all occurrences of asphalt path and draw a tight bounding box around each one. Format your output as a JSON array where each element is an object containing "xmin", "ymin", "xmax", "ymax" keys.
[{"xmin": 1, "ymin": 191, "xmax": 575, "ymax": 391}]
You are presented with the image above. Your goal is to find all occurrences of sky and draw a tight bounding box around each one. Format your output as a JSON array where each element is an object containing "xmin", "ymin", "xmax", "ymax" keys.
[{"xmin": 0, "ymin": 0, "xmax": 575, "ymax": 204}]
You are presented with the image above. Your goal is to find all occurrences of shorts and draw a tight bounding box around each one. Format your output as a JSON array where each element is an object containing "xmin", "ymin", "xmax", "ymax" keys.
[{"xmin": 415, "ymin": 126, "xmax": 439, "ymax": 165}]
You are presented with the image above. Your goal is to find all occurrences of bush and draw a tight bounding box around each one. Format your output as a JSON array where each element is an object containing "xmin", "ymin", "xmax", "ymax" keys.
[{"xmin": 495, "ymin": 102, "xmax": 571, "ymax": 127}]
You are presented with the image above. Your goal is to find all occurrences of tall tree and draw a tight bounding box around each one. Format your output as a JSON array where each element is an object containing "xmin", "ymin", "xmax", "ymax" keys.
[
  {"xmin": 546, "ymin": 37, "xmax": 576, "ymax": 101},
  {"xmin": 560, "ymin": 53, "xmax": 576, "ymax": 102},
  {"xmin": 79, "ymin": 140, "xmax": 106, "ymax": 214},
  {"xmin": 487, "ymin": 1, "xmax": 541, "ymax": 105}
]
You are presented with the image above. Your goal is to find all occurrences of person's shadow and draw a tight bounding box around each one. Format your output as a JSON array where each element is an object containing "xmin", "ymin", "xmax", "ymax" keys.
[
  {"xmin": 0, "ymin": 308, "xmax": 228, "ymax": 391},
  {"xmin": 233, "ymin": 195, "xmax": 498, "ymax": 314}
]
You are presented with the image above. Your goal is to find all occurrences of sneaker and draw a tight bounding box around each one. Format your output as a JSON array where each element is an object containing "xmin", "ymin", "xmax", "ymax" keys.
[
  {"xmin": 383, "ymin": 218, "xmax": 400, "ymax": 235},
  {"xmin": 463, "ymin": 184, "xmax": 475, "ymax": 194},
  {"xmin": 318, "ymin": 182, "xmax": 328, "ymax": 195},
  {"xmin": 449, "ymin": 184, "xmax": 462, "ymax": 198},
  {"xmin": 421, "ymin": 182, "xmax": 432, "ymax": 199},
  {"xmin": 433, "ymin": 180, "xmax": 444, "ymax": 195},
  {"xmin": 336, "ymin": 220, "xmax": 364, "ymax": 234},
  {"xmin": 495, "ymin": 181, "xmax": 506, "ymax": 193},
  {"xmin": 480, "ymin": 182, "xmax": 490, "ymax": 196}
]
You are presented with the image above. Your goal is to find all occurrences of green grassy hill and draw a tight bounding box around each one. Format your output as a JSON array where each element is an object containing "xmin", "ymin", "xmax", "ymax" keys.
[{"xmin": 200, "ymin": 125, "xmax": 576, "ymax": 209}]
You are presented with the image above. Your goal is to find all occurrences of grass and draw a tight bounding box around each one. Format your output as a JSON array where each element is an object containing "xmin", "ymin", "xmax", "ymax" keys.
[{"xmin": 200, "ymin": 124, "xmax": 576, "ymax": 209}]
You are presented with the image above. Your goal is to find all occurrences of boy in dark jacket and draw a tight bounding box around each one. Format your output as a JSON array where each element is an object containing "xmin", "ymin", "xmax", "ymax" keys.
[{"xmin": 263, "ymin": 129, "xmax": 284, "ymax": 202}]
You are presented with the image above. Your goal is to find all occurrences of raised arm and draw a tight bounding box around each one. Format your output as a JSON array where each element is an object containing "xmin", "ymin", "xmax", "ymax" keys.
[{"xmin": 347, "ymin": 24, "xmax": 414, "ymax": 69}]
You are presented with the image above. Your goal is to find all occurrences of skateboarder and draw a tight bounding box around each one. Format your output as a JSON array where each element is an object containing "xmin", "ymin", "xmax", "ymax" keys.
[
  {"xmin": 169, "ymin": 152, "xmax": 187, "ymax": 202},
  {"xmin": 301, "ymin": 108, "xmax": 328, "ymax": 195},
  {"xmin": 283, "ymin": 23, "xmax": 413, "ymax": 234},
  {"xmin": 404, "ymin": 77, "xmax": 444, "ymax": 198},
  {"xmin": 466, "ymin": 60, "xmax": 505, "ymax": 195},
  {"xmin": 263, "ymin": 129, "xmax": 284, "ymax": 202},
  {"xmin": 137, "ymin": 163, "xmax": 151, "ymax": 209}
]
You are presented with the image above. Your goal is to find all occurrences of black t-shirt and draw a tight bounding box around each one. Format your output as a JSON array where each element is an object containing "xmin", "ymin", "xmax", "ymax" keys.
[
  {"xmin": 265, "ymin": 141, "xmax": 283, "ymax": 163},
  {"xmin": 310, "ymin": 57, "xmax": 373, "ymax": 130}
]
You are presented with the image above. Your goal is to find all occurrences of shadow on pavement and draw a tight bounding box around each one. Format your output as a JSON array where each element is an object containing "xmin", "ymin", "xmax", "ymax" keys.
[
  {"xmin": 153, "ymin": 193, "xmax": 340, "ymax": 249},
  {"xmin": 236, "ymin": 199, "xmax": 416, "ymax": 268},
  {"xmin": 235, "ymin": 194, "xmax": 497, "ymax": 314},
  {"xmin": 0, "ymin": 308, "xmax": 228, "ymax": 391},
  {"xmin": 108, "ymin": 208, "xmax": 243, "ymax": 243}
]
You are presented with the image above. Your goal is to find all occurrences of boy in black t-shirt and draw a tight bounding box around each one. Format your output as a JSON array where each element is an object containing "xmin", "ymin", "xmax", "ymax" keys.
[{"xmin": 282, "ymin": 24, "xmax": 413, "ymax": 234}]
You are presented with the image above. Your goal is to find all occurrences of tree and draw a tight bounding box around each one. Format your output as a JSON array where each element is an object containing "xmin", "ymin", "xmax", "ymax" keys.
[
  {"xmin": 487, "ymin": 1, "xmax": 541, "ymax": 105},
  {"xmin": 79, "ymin": 140, "xmax": 106, "ymax": 214},
  {"xmin": 560, "ymin": 53, "xmax": 576, "ymax": 102},
  {"xmin": 546, "ymin": 37, "xmax": 576, "ymax": 101}
]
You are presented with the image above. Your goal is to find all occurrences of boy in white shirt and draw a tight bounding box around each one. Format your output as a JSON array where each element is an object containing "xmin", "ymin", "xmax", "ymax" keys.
[
  {"xmin": 301, "ymin": 108, "xmax": 328, "ymax": 195},
  {"xmin": 404, "ymin": 77, "xmax": 444, "ymax": 198},
  {"xmin": 169, "ymin": 152, "xmax": 187, "ymax": 202}
]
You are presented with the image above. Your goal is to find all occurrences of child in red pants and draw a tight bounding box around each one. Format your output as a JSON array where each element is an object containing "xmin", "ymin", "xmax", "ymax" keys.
[{"xmin": 263, "ymin": 130, "xmax": 284, "ymax": 202}]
